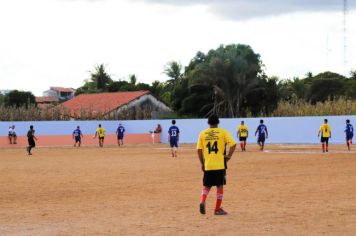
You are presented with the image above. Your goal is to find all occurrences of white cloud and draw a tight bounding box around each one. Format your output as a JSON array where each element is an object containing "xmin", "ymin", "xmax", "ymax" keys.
[{"xmin": 0, "ymin": 0, "xmax": 355, "ymax": 96}]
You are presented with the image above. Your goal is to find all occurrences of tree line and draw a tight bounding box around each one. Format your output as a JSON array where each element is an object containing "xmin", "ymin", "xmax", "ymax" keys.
[{"xmin": 1, "ymin": 43, "xmax": 355, "ymax": 119}]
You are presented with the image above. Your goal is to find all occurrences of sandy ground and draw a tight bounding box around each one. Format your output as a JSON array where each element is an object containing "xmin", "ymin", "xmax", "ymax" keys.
[{"xmin": 1, "ymin": 143, "xmax": 356, "ymax": 236}]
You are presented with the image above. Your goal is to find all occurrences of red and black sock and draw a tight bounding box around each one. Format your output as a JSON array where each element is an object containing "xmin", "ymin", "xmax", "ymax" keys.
[
  {"xmin": 215, "ymin": 187, "xmax": 223, "ymax": 210},
  {"xmin": 201, "ymin": 187, "xmax": 210, "ymax": 203}
]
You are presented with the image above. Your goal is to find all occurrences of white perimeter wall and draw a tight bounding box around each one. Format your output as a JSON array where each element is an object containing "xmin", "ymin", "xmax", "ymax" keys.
[{"xmin": 1, "ymin": 115, "xmax": 355, "ymax": 144}]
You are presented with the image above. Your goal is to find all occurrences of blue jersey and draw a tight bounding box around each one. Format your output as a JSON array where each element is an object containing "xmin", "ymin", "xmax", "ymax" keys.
[
  {"xmin": 117, "ymin": 126, "xmax": 125, "ymax": 136},
  {"xmin": 345, "ymin": 124, "xmax": 354, "ymax": 136},
  {"xmin": 168, "ymin": 126, "xmax": 180, "ymax": 140},
  {"xmin": 73, "ymin": 129, "xmax": 82, "ymax": 137},
  {"xmin": 257, "ymin": 124, "xmax": 268, "ymax": 137}
]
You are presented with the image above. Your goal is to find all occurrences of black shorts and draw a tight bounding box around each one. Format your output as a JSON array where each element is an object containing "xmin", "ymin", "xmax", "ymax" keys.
[
  {"xmin": 239, "ymin": 137, "xmax": 247, "ymax": 141},
  {"xmin": 320, "ymin": 137, "xmax": 329, "ymax": 143},
  {"xmin": 346, "ymin": 134, "xmax": 353, "ymax": 141},
  {"xmin": 203, "ymin": 169, "xmax": 226, "ymax": 187},
  {"xmin": 28, "ymin": 138, "xmax": 35, "ymax": 147},
  {"xmin": 99, "ymin": 137, "xmax": 104, "ymax": 141},
  {"xmin": 75, "ymin": 137, "xmax": 81, "ymax": 143},
  {"xmin": 170, "ymin": 139, "xmax": 178, "ymax": 148},
  {"xmin": 257, "ymin": 136, "xmax": 265, "ymax": 143}
]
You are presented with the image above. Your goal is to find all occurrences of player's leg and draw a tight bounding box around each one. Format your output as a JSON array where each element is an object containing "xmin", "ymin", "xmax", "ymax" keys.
[
  {"xmin": 13, "ymin": 135, "xmax": 17, "ymax": 144},
  {"xmin": 173, "ymin": 141, "xmax": 178, "ymax": 157},
  {"xmin": 243, "ymin": 140, "xmax": 247, "ymax": 151},
  {"xmin": 200, "ymin": 185, "xmax": 210, "ymax": 214},
  {"xmin": 214, "ymin": 185, "xmax": 227, "ymax": 215},
  {"xmin": 325, "ymin": 138, "xmax": 329, "ymax": 152}
]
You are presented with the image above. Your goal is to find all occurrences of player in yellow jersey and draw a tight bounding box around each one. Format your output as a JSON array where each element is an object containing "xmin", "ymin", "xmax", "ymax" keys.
[
  {"xmin": 197, "ymin": 115, "xmax": 236, "ymax": 215},
  {"xmin": 237, "ymin": 121, "xmax": 248, "ymax": 151},
  {"xmin": 317, "ymin": 119, "xmax": 331, "ymax": 153},
  {"xmin": 94, "ymin": 124, "xmax": 106, "ymax": 147}
]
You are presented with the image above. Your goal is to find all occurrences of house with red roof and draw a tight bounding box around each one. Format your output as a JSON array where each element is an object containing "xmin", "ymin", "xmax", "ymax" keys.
[
  {"xmin": 43, "ymin": 87, "xmax": 76, "ymax": 101},
  {"xmin": 54, "ymin": 90, "xmax": 172, "ymax": 119},
  {"xmin": 35, "ymin": 96, "xmax": 59, "ymax": 109}
]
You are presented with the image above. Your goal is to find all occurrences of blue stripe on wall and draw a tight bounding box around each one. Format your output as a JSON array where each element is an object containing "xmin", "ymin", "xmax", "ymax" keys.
[{"xmin": 1, "ymin": 115, "xmax": 355, "ymax": 144}]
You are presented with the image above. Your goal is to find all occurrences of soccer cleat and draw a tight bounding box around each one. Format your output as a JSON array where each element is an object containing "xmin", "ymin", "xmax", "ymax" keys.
[
  {"xmin": 199, "ymin": 202, "xmax": 206, "ymax": 215},
  {"xmin": 214, "ymin": 208, "xmax": 228, "ymax": 215}
]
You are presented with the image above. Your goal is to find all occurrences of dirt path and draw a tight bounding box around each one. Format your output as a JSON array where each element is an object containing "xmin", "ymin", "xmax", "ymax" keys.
[{"xmin": 1, "ymin": 144, "xmax": 356, "ymax": 235}]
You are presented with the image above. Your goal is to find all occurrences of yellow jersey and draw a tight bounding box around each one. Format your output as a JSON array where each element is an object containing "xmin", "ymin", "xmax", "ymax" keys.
[
  {"xmin": 319, "ymin": 124, "xmax": 331, "ymax": 138},
  {"xmin": 237, "ymin": 125, "xmax": 248, "ymax": 137},
  {"xmin": 197, "ymin": 127, "xmax": 236, "ymax": 171},
  {"xmin": 96, "ymin": 127, "xmax": 106, "ymax": 138}
]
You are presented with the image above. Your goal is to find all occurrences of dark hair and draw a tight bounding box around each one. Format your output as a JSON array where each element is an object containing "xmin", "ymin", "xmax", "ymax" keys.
[
  {"xmin": 324, "ymin": 119, "xmax": 328, "ymax": 123},
  {"xmin": 99, "ymin": 124, "xmax": 101, "ymax": 127},
  {"xmin": 260, "ymin": 119, "xmax": 264, "ymax": 124},
  {"xmin": 172, "ymin": 120, "xmax": 176, "ymax": 125},
  {"xmin": 346, "ymin": 119, "xmax": 350, "ymax": 123},
  {"xmin": 208, "ymin": 115, "xmax": 219, "ymax": 125},
  {"xmin": 77, "ymin": 126, "xmax": 80, "ymax": 129},
  {"xmin": 30, "ymin": 125, "xmax": 33, "ymax": 129}
]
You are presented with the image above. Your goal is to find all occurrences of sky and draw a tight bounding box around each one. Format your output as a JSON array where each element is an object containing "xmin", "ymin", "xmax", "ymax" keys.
[{"xmin": 0, "ymin": 0, "xmax": 355, "ymax": 96}]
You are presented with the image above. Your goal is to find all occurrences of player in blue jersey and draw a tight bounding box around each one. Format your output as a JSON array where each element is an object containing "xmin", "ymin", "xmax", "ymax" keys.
[
  {"xmin": 255, "ymin": 119, "xmax": 268, "ymax": 151},
  {"xmin": 116, "ymin": 123, "xmax": 126, "ymax": 146},
  {"xmin": 168, "ymin": 120, "xmax": 180, "ymax": 157},
  {"xmin": 72, "ymin": 126, "xmax": 83, "ymax": 147},
  {"xmin": 345, "ymin": 119, "xmax": 354, "ymax": 151}
]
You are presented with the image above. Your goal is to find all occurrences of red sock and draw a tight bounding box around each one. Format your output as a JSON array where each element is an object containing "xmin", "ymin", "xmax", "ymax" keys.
[
  {"xmin": 240, "ymin": 143, "xmax": 243, "ymax": 150},
  {"xmin": 326, "ymin": 143, "xmax": 328, "ymax": 151},
  {"xmin": 201, "ymin": 187, "xmax": 210, "ymax": 203},
  {"xmin": 215, "ymin": 188, "xmax": 223, "ymax": 210}
]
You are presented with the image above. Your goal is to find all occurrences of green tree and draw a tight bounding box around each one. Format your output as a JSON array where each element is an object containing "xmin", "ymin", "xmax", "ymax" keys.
[
  {"xmin": 164, "ymin": 61, "xmax": 183, "ymax": 85},
  {"xmin": 307, "ymin": 72, "xmax": 346, "ymax": 103},
  {"xmin": 4, "ymin": 90, "xmax": 36, "ymax": 108},
  {"xmin": 77, "ymin": 64, "xmax": 113, "ymax": 94},
  {"xmin": 183, "ymin": 44, "xmax": 262, "ymax": 117}
]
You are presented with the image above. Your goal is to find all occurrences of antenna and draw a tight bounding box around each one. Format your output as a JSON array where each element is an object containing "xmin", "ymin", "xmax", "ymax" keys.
[{"xmin": 343, "ymin": 0, "xmax": 348, "ymax": 77}]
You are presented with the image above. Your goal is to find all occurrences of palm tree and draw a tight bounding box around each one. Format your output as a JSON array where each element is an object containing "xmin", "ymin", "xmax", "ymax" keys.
[
  {"xmin": 89, "ymin": 64, "xmax": 113, "ymax": 92},
  {"xmin": 189, "ymin": 44, "xmax": 261, "ymax": 117},
  {"xmin": 164, "ymin": 61, "xmax": 183, "ymax": 86}
]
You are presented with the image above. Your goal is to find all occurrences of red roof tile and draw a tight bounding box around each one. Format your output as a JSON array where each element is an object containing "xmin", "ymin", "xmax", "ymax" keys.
[
  {"xmin": 56, "ymin": 91, "xmax": 150, "ymax": 117},
  {"xmin": 35, "ymin": 96, "xmax": 59, "ymax": 103}
]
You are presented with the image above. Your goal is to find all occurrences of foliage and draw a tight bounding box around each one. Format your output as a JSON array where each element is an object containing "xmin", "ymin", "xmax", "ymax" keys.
[
  {"xmin": 3, "ymin": 90, "xmax": 35, "ymax": 108},
  {"xmin": 271, "ymin": 99, "xmax": 356, "ymax": 117},
  {"xmin": 180, "ymin": 44, "xmax": 263, "ymax": 117}
]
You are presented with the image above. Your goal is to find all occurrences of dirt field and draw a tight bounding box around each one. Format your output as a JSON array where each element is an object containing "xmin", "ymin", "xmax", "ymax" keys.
[{"xmin": 1, "ymin": 144, "xmax": 356, "ymax": 236}]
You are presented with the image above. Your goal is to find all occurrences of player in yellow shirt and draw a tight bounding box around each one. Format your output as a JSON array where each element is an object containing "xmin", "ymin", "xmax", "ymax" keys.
[
  {"xmin": 197, "ymin": 115, "xmax": 236, "ymax": 215},
  {"xmin": 94, "ymin": 124, "xmax": 106, "ymax": 147},
  {"xmin": 237, "ymin": 121, "xmax": 248, "ymax": 151},
  {"xmin": 318, "ymin": 119, "xmax": 331, "ymax": 153}
]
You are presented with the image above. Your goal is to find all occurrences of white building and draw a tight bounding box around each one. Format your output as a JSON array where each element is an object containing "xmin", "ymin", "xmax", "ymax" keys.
[{"xmin": 43, "ymin": 87, "xmax": 76, "ymax": 101}]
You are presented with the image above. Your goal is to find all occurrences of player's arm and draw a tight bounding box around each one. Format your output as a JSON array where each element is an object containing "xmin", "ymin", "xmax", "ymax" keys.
[
  {"xmin": 72, "ymin": 132, "xmax": 75, "ymax": 139},
  {"xmin": 225, "ymin": 144, "xmax": 236, "ymax": 162},
  {"xmin": 81, "ymin": 131, "xmax": 83, "ymax": 138},
  {"xmin": 116, "ymin": 129, "xmax": 118, "ymax": 136},
  {"xmin": 33, "ymin": 132, "xmax": 38, "ymax": 141},
  {"xmin": 246, "ymin": 129, "xmax": 249, "ymax": 137},
  {"xmin": 265, "ymin": 127, "xmax": 268, "ymax": 139},
  {"xmin": 197, "ymin": 149, "xmax": 204, "ymax": 172},
  {"xmin": 317, "ymin": 128, "xmax": 321, "ymax": 137},
  {"xmin": 255, "ymin": 128, "xmax": 258, "ymax": 136},
  {"xmin": 94, "ymin": 131, "xmax": 98, "ymax": 138},
  {"xmin": 225, "ymin": 132, "xmax": 237, "ymax": 162},
  {"xmin": 237, "ymin": 129, "xmax": 240, "ymax": 138}
]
